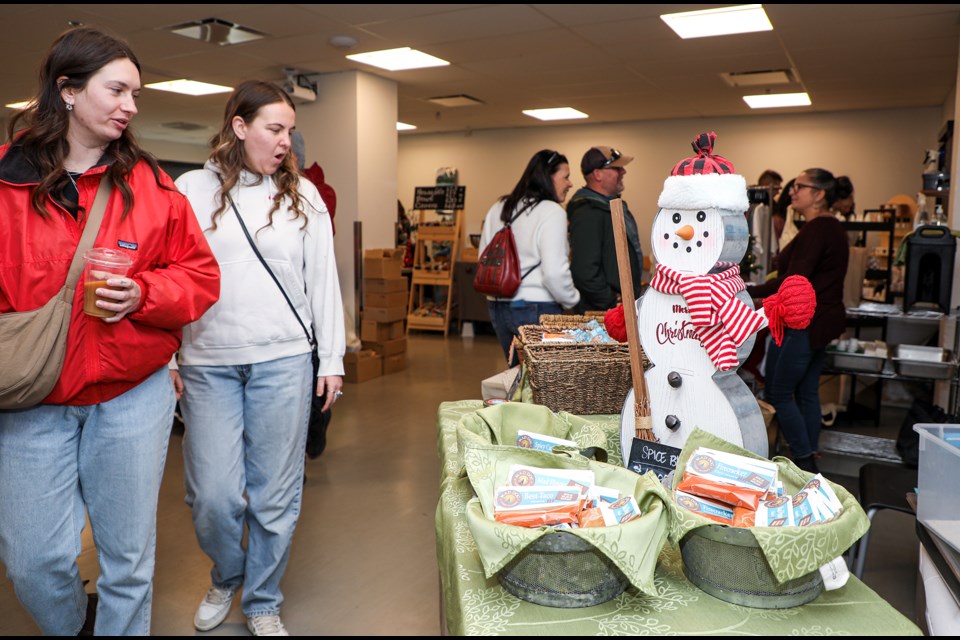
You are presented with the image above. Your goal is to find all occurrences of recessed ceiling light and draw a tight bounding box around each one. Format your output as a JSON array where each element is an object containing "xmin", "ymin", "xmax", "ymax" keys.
[
  {"xmin": 661, "ymin": 4, "xmax": 773, "ymax": 39},
  {"xmin": 743, "ymin": 92, "xmax": 811, "ymax": 109},
  {"xmin": 146, "ymin": 79, "xmax": 233, "ymax": 96},
  {"xmin": 346, "ymin": 48, "xmax": 449, "ymax": 71},
  {"xmin": 5, "ymin": 100, "xmax": 32, "ymax": 110},
  {"xmin": 167, "ymin": 18, "xmax": 265, "ymax": 46},
  {"xmin": 427, "ymin": 95, "xmax": 484, "ymax": 108},
  {"xmin": 397, "ymin": 122, "xmax": 417, "ymax": 131},
  {"xmin": 522, "ymin": 107, "xmax": 589, "ymax": 122}
]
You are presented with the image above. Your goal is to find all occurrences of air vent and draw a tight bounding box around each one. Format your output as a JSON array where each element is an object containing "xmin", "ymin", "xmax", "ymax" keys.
[
  {"xmin": 427, "ymin": 95, "xmax": 485, "ymax": 108},
  {"xmin": 161, "ymin": 121, "xmax": 208, "ymax": 132},
  {"xmin": 166, "ymin": 18, "xmax": 265, "ymax": 46},
  {"xmin": 721, "ymin": 69, "xmax": 796, "ymax": 87}
]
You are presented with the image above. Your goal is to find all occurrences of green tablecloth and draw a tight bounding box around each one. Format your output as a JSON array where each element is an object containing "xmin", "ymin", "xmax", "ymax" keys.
[{"xmin": 435, "ymin": 401, "xmax": 922, "ymax": 636}]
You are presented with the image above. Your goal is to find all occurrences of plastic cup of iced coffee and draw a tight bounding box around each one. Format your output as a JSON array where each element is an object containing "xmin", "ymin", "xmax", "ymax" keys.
[{"xmin": 82, "ymin": 248, "xmax": 134, "ymax": 318}]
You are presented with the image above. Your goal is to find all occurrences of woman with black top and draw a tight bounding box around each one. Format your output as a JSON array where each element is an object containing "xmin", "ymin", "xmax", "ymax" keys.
[{"xmin": 750, "ymin": 168, "xmax": 849, "ymax": 472}]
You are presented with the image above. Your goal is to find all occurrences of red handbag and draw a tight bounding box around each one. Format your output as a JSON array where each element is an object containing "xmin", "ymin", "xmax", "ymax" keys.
[{"xmin": 473, "ymin": 211, "xmax": 539, "ymax": 298}]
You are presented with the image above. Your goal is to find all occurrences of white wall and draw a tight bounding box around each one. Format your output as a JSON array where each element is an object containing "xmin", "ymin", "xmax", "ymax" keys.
[{"xmin": 399, "ymin": 107, "xmax": 943, "ymax": 243}]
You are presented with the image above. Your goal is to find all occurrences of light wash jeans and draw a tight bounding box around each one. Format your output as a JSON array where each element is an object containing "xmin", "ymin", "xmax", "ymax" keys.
[
  {"xmin": 179, "ymin": 353, "xmax": 311, "ymax": 617},
  {"xmin": 0, "ymin": 367, "xmax": 175, "ymax": 636}
]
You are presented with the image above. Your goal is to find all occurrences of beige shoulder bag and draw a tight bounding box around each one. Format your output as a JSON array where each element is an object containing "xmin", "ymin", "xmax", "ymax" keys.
[{"xmin": 0, "ymin": 180, "xmax": 113, "ymax": 410}]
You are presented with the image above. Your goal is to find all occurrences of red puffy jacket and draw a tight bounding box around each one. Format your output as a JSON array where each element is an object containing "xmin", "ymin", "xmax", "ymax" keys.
[{"xmin": 0, "ymin": 144, "xmax": 220, "ymax": 405}]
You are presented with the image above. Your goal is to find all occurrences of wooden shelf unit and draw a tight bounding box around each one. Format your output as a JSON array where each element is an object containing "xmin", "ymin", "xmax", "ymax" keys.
[{"xmin": 406, "ymin": 209, "xmax": 462, "ymax": 335}]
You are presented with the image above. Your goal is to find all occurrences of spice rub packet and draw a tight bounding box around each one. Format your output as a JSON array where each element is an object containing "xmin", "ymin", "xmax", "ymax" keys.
[
  {"xmin": 679, "ymin": 448, "xmax": 778, "ymax": 510},
  {"xmin": 756, "ymin": 495, "xmax": 794, "ymax": 527},
  {"xmin": 579, "ymin": 496, "xmax": 642, "ymax": 528},
  {"xmin": 675, "ymin": 490, "xmax": 735, "ymax": 525},
  {"xmin": 516, "ymin": 430, "xmax": 578, "ymax": 453},
  {"xmin": 507, "ymin": 465, "xmax": 595, "ymax": 495},
  {"xmin": 494, "ymin": 486, "xmax": 582, "ymax": 527}
]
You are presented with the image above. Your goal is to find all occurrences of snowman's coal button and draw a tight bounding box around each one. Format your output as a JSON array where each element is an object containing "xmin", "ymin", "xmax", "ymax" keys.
[
  {"xmin": 667, "ymin": 371, "xmax": 682, "ymax": 388},
  {"xmin": 665, "ymin": 415, "xmax": 681, "ymax": 431}
]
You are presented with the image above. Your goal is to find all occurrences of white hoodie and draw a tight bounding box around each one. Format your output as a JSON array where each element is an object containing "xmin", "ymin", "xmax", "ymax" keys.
[{"xmin": 175, "ymin": 162, "xmax": 345, "ymax": 377}]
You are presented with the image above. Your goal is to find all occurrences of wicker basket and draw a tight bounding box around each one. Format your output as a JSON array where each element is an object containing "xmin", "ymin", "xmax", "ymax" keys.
[
  {"xmin": 496, "ymin": 531, "xmax": 629, "ymax": 608},
  {"xmin": 518, "ymin": 316, "xmax": 644, "ymax": 416},
  {"xmin": 679, "ymin": 525, "xmax": 823, "ymax": 609}
]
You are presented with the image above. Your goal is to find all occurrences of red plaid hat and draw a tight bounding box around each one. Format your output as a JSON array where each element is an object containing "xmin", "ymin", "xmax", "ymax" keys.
[{"xmin": 657, "ymin": 132, "xmax": 748, "ymax": 212}]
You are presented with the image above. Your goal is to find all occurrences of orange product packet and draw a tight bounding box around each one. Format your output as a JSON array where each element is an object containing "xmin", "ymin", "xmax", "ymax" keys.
[
  {"xmin": 494, "ymin": 503, "xmax": 581, "ymax": 528},
  {"xmin": 676, "ymin": 474, "xmax": 766, "ymax": 511},
  {"xmin": 579, "ymin": 507, "xmax": 606, "ymax": 528},
  {"xmin": 732, "ymin": 506, "xmax": 756, "ymax": 528}
]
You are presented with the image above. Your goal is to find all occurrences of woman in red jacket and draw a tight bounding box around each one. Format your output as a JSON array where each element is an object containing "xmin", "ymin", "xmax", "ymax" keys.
[{"xmin": 0, "ymin": 27, "xmax": 220, "ymax": 635}]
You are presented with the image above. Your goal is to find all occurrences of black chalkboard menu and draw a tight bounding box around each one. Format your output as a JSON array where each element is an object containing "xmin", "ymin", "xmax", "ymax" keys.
[{"xmin": 413, "ymin": 185, "xmax": 466, "ymax": 210}]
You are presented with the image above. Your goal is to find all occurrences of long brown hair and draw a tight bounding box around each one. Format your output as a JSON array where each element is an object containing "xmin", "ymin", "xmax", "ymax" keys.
[
  {"xmin": 208, "ymin": 80, "xmax": 305, "ymax": 232},
  {"xmin": 7, "ymin": 26, "xmax": 169, "ymax": 219}
]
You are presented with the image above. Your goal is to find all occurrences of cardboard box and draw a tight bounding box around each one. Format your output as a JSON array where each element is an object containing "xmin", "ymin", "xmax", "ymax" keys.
[
  {"xmin": 382, "ymin": 352, "xmax": 407, "ymax": 375},
  {"xmin": 362, "ymin": 337, "xmax": 407, "ymax": 357},
  {"xmin": 363, "ymin": 248, "xmax": 404, "ymax": 280},
  {"xmin": 344, "ymin": 350, "xmax": 381, "ymax": 383},
  {"xmin": 365, "ymin": 277, "xmax": 408, "ymax": 294},
  {"xmin": 361, "ymin": 319, "xmax": 405, "ymax": 343},
  {"xmin": 364, "ymin": 306, "xmax": 407, "ymax": 323},
  {"xmin": 461, "ymin": 247, "xmax": 479, "ymax": 262},
  {"xmin": 364, "ymin": 290, "xmax": 408, "ymax": 309}
]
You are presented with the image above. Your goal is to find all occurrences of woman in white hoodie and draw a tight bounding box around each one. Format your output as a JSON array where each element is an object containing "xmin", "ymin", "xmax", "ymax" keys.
[
  {"xmin": 172, "ymin": 80, "xmax": 345, "ymax": 636},
  {"xmin": 478, "ymin": 149, "xmax": 580, "ymax": 365}
]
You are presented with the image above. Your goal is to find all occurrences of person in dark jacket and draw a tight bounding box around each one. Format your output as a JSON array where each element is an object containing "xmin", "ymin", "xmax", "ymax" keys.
[
  {"xmin": 749, "ymin": 168, "xmax": 849, "ymax": 473},
  {"xmin": 568, "ymin": 146, "xmax": 643, "ymax": 311}
]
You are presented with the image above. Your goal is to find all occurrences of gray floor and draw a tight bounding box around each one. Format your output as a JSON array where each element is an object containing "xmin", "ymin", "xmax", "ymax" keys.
[{"xmin": 0, "ymin": 332, "xmax": 922, "ymax": 635}]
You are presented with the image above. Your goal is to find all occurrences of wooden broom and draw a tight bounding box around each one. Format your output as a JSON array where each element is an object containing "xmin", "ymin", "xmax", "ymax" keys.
[{"xmin": 610, "ymin": 199, "xmax": 655, "ymax": 441}]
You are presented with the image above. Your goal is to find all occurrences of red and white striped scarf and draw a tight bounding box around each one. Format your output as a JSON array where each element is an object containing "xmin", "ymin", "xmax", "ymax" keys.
[{"xmin": 650, "ymin": 262, "xmax": 766, "ymax": 371}]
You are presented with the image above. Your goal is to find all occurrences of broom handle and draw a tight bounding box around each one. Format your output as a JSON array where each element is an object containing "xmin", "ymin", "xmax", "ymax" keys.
[{"xmin": 610, "ymin": 199, "xmax": 655, "ymax": 441}]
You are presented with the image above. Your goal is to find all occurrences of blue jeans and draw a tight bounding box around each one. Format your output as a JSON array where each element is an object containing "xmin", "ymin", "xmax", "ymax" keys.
[
  {"xmin": 179, "ymin": 353, "xmax": 311, "ymax": 617},
  {"xmin": 0, "ymin": 367, "xmax": 175, "ymax": 636},
  {"xmin": 487, "ymin": 300, "xmax": 562, "ymax": 365},
  {"xmin": 764, "ymin": 329, "xmax": 826, "ymax": 460}
]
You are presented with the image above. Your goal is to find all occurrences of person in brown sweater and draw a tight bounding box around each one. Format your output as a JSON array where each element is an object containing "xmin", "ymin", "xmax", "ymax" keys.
[{"xmin": 749, "ymin": 168, "xmax": 849, "ymax": 472}]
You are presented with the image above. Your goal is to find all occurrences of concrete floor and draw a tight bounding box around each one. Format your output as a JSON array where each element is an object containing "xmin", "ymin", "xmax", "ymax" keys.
[{"xmin": 0, "ymin": 332, "xmax": 923, "ymax": 635}]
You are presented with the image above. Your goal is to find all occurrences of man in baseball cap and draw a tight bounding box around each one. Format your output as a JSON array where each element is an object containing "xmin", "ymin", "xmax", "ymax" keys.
[{"xmin": 568, "ymin": 146, "xmax": 644, "ymax": 311}]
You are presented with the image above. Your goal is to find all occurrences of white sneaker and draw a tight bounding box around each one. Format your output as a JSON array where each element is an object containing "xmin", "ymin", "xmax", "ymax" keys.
[
  {"xmin": 247, "ymin": 615, "xmax": 289, "ymax": 636},
  {"xmin": 194, "ymin": 585, "xmax": 235, "ymax": 631}
]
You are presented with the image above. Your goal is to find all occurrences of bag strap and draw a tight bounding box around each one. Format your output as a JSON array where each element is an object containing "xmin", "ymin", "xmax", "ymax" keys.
[
  {"xmin": 502, "ymin": 207, "xmax": 541, "ymax": 280},
  {"xmin": 66, "ymin": 179, "xmax": 113, "ymax": 291},
  {"xmin": 218, "ymin": 175, "xmax": 316, "ymax": 348}
]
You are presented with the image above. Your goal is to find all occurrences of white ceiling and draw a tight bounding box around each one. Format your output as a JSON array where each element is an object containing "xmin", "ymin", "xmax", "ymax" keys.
[{"xmin": 2, "ymin": 4, "xmax": 959, "ymax": 145}]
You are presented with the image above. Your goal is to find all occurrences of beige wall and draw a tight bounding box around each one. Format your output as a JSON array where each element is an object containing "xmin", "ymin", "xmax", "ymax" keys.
[{"xmin": 398, "ymin": 107, "xmax": 943, "ymax": 244}]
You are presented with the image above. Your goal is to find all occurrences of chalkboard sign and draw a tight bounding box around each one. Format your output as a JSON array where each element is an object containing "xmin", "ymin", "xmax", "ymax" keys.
[
  {"xmin": 413, "ymin": 185, "xmax": 466, "ymax": 210},
  {"xmin": 627, "ymin": 439, "xmax": 682, "ymax": 482}
]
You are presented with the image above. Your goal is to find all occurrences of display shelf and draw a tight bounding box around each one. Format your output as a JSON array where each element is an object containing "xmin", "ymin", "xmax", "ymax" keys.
[{"xmin": 406, "ymin": 209, "xmax": 462, "ymax": 336}]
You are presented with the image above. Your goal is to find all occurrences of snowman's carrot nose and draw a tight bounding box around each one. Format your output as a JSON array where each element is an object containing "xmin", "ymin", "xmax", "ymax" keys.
[{"xmin": 675, "ymin": 225, "xmax": 695, "ymax": 241}]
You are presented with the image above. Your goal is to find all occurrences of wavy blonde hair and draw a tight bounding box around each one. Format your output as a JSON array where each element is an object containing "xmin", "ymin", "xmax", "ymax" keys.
[{"xmin": 208, "ymin": 80, "xmax": 305, "ymax": 232}]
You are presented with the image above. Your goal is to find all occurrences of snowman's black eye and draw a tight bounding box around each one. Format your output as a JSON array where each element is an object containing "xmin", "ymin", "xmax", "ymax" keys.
[
  {"xmin": 697, "ymin": 211, "xmax": 706, "ymax": 222},
  {"xmin": 673, "ymin": 242, "xmax": 678, "ymax": 249},
  {"xmin": 672, "ymin": 213, "xmax": 681, "ymax": 224},
  {"xmin": 703, "ymin": 231, "xmax": 710, "ymax": 238},
  {"xmin": 663, "ymin": 233, "xmax": 669, "ymax": 240}
]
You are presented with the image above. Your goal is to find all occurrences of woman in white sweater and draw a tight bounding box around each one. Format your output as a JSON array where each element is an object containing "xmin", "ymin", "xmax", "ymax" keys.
[
  {"xmin": 171, "ymin": 81, "xmax": 345, "ymax": 636},
  {"xmin": 478, "ymin": 149, "xmax": 580, "ymax": 364}
]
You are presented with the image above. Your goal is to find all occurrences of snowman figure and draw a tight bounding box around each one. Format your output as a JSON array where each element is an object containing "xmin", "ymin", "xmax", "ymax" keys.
[{"xmin": 621, "ymin": 132, "xmax": 769, "ymax": 456}]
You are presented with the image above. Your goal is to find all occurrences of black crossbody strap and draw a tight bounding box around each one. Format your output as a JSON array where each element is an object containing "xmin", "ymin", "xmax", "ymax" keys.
[{"xmin": 219, "ymin": 176, "xmax": 315, "ymax": 347}]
